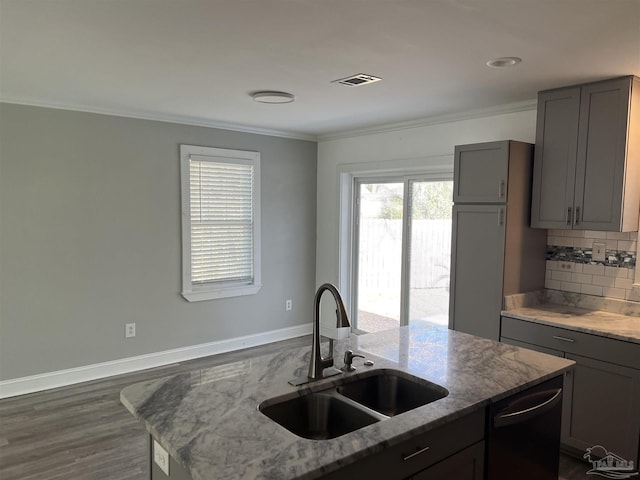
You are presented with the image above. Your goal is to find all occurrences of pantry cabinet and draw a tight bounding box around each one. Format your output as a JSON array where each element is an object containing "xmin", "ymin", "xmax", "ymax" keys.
[
  {"xmin": 531, "ymin": 75, "xmax": 640, "ymax": 231},
  {"xmin": 450, "ymin": 141, "xmax": 546, "ymax": 341}
]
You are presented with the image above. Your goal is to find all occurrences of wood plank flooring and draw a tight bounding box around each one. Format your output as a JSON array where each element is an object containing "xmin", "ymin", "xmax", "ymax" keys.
[{"xmin": 1, "ymin": 335, "xmax": 592, "ymax": 479}]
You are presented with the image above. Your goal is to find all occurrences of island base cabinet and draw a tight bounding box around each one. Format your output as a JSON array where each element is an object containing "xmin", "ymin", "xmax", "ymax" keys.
[
  {"xmin": 410, "ymin": 441, "xmax": 484, "ymax": 480},
  {"xmin": 562, "ymin": 354, "xmax": 640, "ymax": 463},
  {"xmin": 321, "ymin": 409, "xmax": 484, "ymax": 480},
  {"xmin": 149, "ymin": 435, "xmax": 191, "ymax": 480}
]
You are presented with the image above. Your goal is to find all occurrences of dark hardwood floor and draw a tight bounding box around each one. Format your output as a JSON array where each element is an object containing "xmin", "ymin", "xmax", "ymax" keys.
[{"xmin": 1, "ymin": 335, "xmax": 591, "ymax": 479}]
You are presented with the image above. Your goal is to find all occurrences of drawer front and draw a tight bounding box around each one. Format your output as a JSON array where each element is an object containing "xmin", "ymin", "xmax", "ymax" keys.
[
  {"xmin": 500, "ymin": 336, "xmax": 564, "ymax": 357},
  {"xmin": 501, "ymin": 316, "xmax": 640, "ymax": 369},
  {"xmin": 322, "ymin": 408, "xmax": 485, "ymax": 480}
]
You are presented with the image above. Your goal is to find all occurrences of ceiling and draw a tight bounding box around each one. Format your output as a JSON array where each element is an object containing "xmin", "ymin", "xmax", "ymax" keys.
[{"xmin": 1, "ymin": 0, "xmax": 639, "ymax": 139}]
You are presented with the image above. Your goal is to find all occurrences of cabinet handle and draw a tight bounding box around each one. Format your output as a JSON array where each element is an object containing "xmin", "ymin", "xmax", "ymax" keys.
[
  {"xmin": 498, "ymin": 207, "xmax": 504, "ymax": 226},
  {"xmin": 566, "ymin": 207, "xmax": 573, "ymax": 226},
  {"xmin": 498, "ymin": 179, "xmax": 505, "ymax": 199},
  {"xmin": 575, "ymin": 206, "xmax": 581, "ymax": 225},
  {"xmin": 403, "ymin": 445, "xmax": 431, "ymax": 461},
  {"xmin": 552, "ymin": 335, "xmax": 575, "ymax": 343}
]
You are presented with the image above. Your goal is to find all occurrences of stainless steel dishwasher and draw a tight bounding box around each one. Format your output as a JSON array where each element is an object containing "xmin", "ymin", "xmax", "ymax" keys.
[{"xmin": 486, "ymin": 375, "xmax": 564, "ymax": 480}]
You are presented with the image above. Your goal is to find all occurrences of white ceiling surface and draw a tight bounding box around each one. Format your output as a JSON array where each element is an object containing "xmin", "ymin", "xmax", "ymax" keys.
[{"xmin": 1, "ymin": 1, "xmax": 639, "ymax": 139}]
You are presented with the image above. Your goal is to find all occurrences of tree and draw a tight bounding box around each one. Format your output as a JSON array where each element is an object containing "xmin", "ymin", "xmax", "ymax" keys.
[{"xmin": 377, "ymin": 181, "xmax": 453, "ymax": 219}]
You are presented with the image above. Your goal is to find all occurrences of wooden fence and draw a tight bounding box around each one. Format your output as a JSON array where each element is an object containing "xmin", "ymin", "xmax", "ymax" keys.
[{"xmin": 358, "ymin": 219, "xmax": 451, "ymax": 289}]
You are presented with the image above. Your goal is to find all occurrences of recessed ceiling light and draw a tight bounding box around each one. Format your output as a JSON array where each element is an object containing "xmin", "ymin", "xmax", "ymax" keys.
[
  {"xmin": 251, "ymin": 91, "xmax": 295, "ymax": 104},
  {"xmin": 486, "ymin": 57, "xmax": 522, "ymax": 68}
]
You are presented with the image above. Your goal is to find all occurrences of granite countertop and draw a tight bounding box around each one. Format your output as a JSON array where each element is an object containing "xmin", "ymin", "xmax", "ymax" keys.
[
  {"xmin": 120, "ymin": 324, "xmax": 573, "ymax": 480},
  {"xmin": 501, "ymin": 291, "xmax": 640, "ymax": 344},
  {"xmin": 501, "ymin": 305, "xmax": 640, "ymax": 344}
]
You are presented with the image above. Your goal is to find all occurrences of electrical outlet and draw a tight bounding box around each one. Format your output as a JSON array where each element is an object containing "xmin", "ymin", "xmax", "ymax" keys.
[
  {"xmin": 285, "ymin": 299, "xmax": 292, "ymax": 311},
  {"xmin": 153, "ymin": 440, "xmax": 169, "ymax": 476},
  {"xmin": 593, "ymin": 242, "xmax": 606, "ymax": 262},
  {"xmin": 125, "ymin": 323, "xmax": 136, "ymax": 338}
]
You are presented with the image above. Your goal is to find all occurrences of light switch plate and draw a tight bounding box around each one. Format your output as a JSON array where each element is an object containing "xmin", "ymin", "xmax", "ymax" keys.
[
  {"xmin": 153, "ymin": 439, "xmax": 170, "ymax": 476},
  {"xmin": 593, "ymin": 242, "xmax": 606, "ymax": 262}
]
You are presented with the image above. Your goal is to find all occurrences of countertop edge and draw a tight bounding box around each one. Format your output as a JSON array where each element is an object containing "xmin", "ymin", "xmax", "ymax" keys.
[{"xmin": 501, "ymin": 307, "xmax": 640, "ymax": 345}]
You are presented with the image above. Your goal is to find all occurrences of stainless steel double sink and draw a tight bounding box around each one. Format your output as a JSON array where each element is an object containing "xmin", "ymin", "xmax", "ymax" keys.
[{"xmin": 259, "ymin": 369, "xmax": 449, "ymax": 440}]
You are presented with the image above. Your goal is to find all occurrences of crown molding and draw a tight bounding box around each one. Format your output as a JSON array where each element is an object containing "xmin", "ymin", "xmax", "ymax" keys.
[
  {"xmin": 1, "ymin": 96, "xmax": 538, "ymax": 143},
  {"xmin": 0, "ymin": 97, "xmax": 318, "ymax": 142},
  {"xmin": 317, "ymin": 99, "xmax": 538, "ymax": 142}
]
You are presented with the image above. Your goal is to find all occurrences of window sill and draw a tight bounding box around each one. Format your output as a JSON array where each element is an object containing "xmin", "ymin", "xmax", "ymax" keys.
[{"xmin": 181, "ymin": 283, "xmax": 262, "ymax": 302}]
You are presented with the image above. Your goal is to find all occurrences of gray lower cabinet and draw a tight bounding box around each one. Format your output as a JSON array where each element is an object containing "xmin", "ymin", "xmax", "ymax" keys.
[
  {"xmin": 410, "ymin": 441, "xmax": 484, "ymax": 480},
  {"xmin": 500, "ymin": 316, "xmax": 640, "ymax": 465},
  {"xmin": 563, "ymin": 353, "xmax": 640, "ymax": 460},
  {"xmin": 531, "ymin": 75, "xmax": 640, "ymax": 231},
  {"xmin": 450, "ymin": 204, "xmax": 506, "ymax": 340},
  {"xmin": 322, "ymin": 408, "xmax": 485, "ymax": 480}
]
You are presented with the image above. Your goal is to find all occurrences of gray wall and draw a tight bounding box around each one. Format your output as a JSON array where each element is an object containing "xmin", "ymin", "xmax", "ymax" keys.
[{"xmin": 0, "ymin": 104, "xmax": 317, "ymax": 380}]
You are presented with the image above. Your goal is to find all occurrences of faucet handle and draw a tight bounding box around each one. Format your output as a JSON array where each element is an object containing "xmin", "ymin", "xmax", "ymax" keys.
[{"xmin": 341, "ymin": 350, "xmax": 365, "ymax": 372}]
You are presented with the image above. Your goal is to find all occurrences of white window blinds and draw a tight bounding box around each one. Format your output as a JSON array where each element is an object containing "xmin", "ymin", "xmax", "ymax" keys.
[
  {"xmin": 180, "ymin": 145, "xmax": 261, "ymax": 302},
  {"xmin": 189, "ymin": 157, "xmax": 254, "ymax": 285}
]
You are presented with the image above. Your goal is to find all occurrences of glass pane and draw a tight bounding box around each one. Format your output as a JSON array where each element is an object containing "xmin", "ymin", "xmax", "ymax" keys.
[
  {"xmin": 408, "ymin": 181, "xmax": 453, "ymax": 326},
  {"xmin": 356, "ymin": 182, "xmax": 404, "ymax": 333}
]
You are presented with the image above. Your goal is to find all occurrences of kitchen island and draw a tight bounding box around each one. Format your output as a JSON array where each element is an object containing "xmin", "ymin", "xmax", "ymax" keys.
[{"xmin": 120, "ymin": 324, "xmax": 574, "ymax": 480}]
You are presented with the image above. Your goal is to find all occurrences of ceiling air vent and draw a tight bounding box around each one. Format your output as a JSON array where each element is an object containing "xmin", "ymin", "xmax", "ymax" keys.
[{"xmin": 332, "ymin": 73, "xmax": 382, "ymax": 87}]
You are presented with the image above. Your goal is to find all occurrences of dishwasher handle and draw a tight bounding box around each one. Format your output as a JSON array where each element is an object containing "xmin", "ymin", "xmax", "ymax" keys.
[{"xmin": 493, "ymin": 388, "xmax": 562, "ymax": 428}]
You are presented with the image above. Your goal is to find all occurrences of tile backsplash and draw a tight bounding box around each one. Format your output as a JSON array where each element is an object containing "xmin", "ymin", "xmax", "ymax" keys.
[{"xmin": 545, "ymin": 230, "xmax": 638, "ymax": 302}]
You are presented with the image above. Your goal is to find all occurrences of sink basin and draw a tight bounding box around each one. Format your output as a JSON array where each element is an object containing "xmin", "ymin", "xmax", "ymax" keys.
[
  {"xmin": 259, "ymin": 392, "xmax": 380, "ymax": 440},
  {"xmin": 337, "ymin": 370, "xmax": 449, "ymax": 416},
  {"xmin": 260, "ymin": 368, "xmax": 449, "ymax": 439}
]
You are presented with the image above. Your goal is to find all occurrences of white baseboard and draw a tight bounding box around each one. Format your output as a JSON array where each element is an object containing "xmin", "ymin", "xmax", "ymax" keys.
[{"xmin": 0, "ymin": 323, "xmax": 312, "ymax": 399}]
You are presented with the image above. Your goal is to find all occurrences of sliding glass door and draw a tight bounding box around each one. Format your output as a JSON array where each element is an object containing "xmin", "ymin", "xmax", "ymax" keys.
[{"xmin": 353, "ymin": 177, "xmax": 452, "ymax": 333}]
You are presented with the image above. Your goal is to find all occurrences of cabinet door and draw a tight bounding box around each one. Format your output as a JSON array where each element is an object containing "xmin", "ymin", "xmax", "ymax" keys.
[
  {"xmin": 574, "ymin": 77, "xmax": 632, "ymax": 230},
  {"xmin": 449, "ymin": 205, "xmax": 505, "ymax": 341},
  {"xmin": 410, "ymin": 441, "xmax": 485, "ymax": 480},
  {"xmin": 454, "ymin": 141, "xmax": 509, "ymax": 203},
  {"xmin": 562, "ymin": 354, "xmax": 640, "ymax": 465},
  {"xmin": 530, "ymin": 87, "xmax": 580, "ymax": 229}
]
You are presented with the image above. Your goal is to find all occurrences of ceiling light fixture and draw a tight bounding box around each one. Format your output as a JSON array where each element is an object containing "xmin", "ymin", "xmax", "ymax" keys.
[
  {"xmin": 486, "ymin": 57, "xmax": 522, "ymax": 68},
  {"xmin": 251, "ymin": 91, "xmax": 295, "ymax": 104}
]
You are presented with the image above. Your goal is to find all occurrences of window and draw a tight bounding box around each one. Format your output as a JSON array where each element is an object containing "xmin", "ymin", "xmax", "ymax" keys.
[{"xmin": 180, "ymin": 145, "xmax": 261, "ymax": 301}]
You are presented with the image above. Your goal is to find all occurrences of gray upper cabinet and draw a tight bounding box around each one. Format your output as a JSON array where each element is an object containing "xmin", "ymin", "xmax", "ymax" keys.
[
  {"xmin": 454, "ymin": 142, "xmax": 510, "ymax": 203},
  {"xmin": 531, "ymin": 76, "xmax": 640, "ymax": 231}
]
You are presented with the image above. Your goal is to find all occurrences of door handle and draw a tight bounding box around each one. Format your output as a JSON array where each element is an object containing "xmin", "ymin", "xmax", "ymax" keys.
[{"xmin": 494, "ymin": 388, "xmax": 562, "ymax": 428}]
